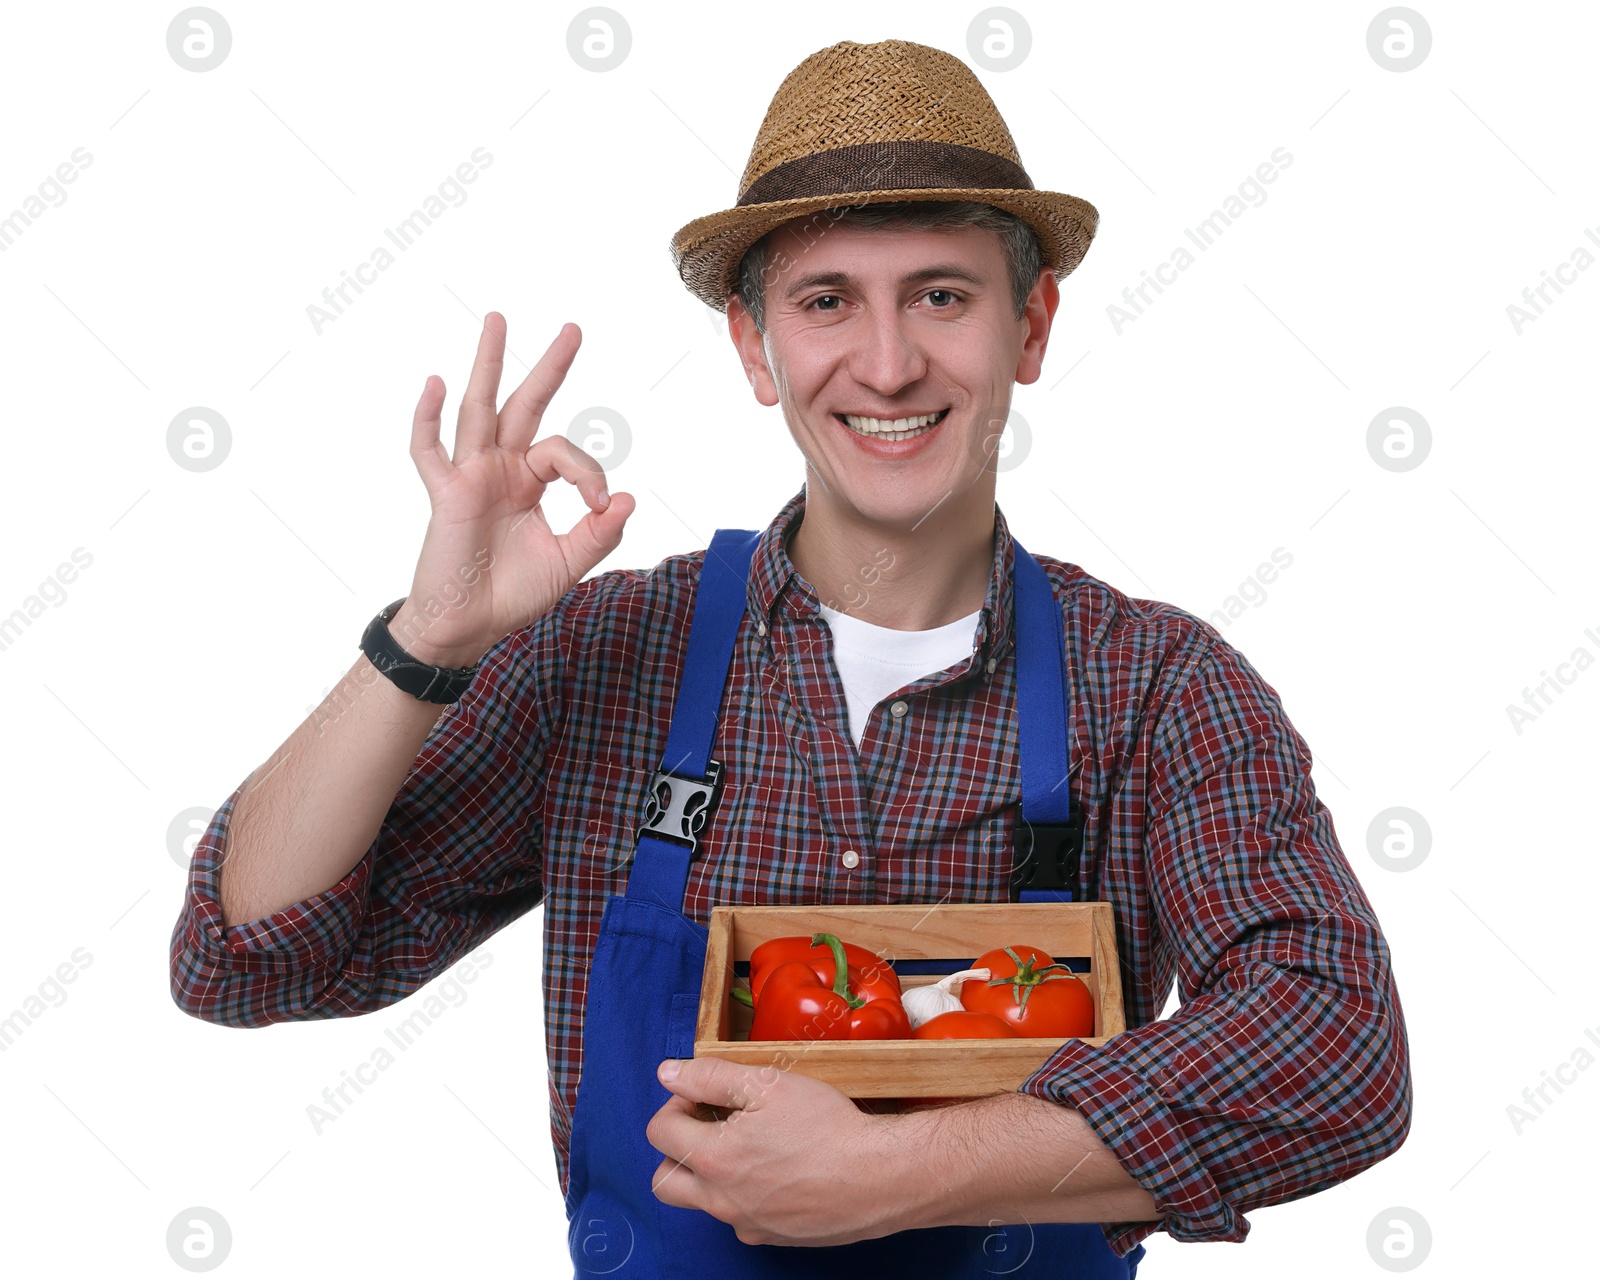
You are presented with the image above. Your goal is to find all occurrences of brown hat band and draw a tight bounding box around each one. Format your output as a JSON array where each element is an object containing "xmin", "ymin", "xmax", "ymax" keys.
[{"xmin": 737, "ymin": 139, "xmax": 1035, "ymax": 206}]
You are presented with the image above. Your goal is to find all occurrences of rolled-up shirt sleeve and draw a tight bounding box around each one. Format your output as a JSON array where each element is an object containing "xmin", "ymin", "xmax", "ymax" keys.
[
  {"xmin": 1017, "ymin": 631, "xmax": 1413, "ymax": 1253},
  {"xmin": 169, "ymin": 595, "xmax": 573, "ymax": 1028}
]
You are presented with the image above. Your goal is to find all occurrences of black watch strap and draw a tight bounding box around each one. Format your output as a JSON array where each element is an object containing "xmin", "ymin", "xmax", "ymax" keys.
[{"xmin": 360, "ymin": 597, "xmax": 481, "ymax": 704}]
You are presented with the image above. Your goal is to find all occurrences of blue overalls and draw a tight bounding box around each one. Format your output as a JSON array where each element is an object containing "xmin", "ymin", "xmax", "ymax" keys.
[{"xmin": 563, "ymin": 527, "xmax": 1147, "ymax": 1279}]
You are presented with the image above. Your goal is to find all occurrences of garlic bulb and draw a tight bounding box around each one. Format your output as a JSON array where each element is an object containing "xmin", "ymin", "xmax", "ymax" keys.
[{"xmin": 900, "ymin": 968, "xmax": 991, "ymax": 1030}]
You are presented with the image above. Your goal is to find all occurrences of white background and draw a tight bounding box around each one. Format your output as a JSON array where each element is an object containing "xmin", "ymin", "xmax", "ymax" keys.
[{"xmin": 1, "ymin": 1, "xmax": 1594, "ymax": 1275}]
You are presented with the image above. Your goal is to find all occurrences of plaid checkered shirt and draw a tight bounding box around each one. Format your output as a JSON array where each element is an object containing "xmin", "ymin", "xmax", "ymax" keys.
[{"xmin": 170, "ymin": 484, "xmax": 1411, "ymax": 1255}]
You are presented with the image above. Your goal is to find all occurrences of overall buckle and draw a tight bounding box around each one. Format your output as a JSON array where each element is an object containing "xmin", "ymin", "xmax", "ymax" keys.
[
  {"xmin": 1011, "ymin": 810, "xmax": 1084, "ymax": 896},
  {"xmin": 637, "ymin": 759, "xmax": 725, "ymax": 855}
]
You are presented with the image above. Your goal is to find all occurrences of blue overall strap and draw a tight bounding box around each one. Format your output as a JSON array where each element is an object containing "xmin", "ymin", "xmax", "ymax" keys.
[
  {"xmin": 1011, "ymin": 537, "xmax": 1079, "ymax": 903},
  {"xmin": 624, "ymin": 528, "xmax": 762, "ymax": 908}
]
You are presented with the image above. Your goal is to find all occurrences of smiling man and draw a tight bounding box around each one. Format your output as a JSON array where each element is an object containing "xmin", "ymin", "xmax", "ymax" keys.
[
  {"xmin": 732, "ymin": 213, "xmax": 1045, "ymax": 638},
  {"xmin": 170, "ymin": 37, "xmax": 1410, "ymax": 1279}
]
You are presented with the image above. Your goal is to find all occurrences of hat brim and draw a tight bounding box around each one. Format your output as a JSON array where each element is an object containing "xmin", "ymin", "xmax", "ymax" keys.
[{"xmin": 669, "ymin": 187, "xmax": 1099, "ymax": 313}]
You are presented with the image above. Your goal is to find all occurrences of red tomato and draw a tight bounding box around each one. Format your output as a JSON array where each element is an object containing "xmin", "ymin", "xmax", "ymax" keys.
[
  {"xmin": 961, "ymin": 943, "xmax": 1096, "ymax": 1037},
  {"xmin": 911, "ymin": 1010, "xmax": 1020, "ymax": 1040},
  {"xmin": 900, "ymin": 1010, "xmax": 1020, "ymax": 1110}
]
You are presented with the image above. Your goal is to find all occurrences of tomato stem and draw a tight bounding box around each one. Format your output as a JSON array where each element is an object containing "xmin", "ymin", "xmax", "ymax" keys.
[{"xmin": 985, "ymin": 945, "xmax": 1076, "ymax": 1013}]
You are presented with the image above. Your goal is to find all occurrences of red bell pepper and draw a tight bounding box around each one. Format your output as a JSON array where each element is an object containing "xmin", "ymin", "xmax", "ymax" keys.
[
  {"xmin": 735, "ymin": 932, "xmax": 911, "ymax": 1041},
  {"xmin": 745, "ymin": 933, "xmax": 901, "ymax": 1004}
]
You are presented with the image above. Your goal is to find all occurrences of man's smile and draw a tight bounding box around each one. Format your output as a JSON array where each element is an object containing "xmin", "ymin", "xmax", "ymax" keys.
[{"xmin": 833, "ymin": 406, "xmax": 950, "ymax": 441}]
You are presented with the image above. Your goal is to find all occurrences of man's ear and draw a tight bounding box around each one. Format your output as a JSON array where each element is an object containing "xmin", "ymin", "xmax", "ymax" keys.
[
  {"xmin": 727, "ymin": 293, "xmax": 780, "ymax": 407},
  {"xmin": 1013, "ymin": 268, "xmax": 1060, "ymax": 387}
]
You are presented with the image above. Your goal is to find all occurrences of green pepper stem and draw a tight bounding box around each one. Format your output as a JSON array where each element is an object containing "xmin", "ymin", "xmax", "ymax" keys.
[
  {"xmin": 730, "ymin": 986, "xmax": 754, "ymax": 1007},
  {"xmin": 811, "ymin": 931, "xmax": 865, "ymax": 1008}
]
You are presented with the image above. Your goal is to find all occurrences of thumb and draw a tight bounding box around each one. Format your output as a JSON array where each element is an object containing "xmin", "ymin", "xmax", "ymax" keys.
[
  {"xmin": 657, "ymin": 1055, "xmax": 759, "ymax": 1109},
  {"xmin": 561, "ymin": 489, "xmax": 634, "ymax": 576}
]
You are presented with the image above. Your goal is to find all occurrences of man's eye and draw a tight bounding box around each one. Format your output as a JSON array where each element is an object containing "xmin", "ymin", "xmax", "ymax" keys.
[
  {"xmin": 925, "ymin": 289, "xmax": 960, "ymax": 307},
  {"xmin": 808, "ymin": 294, "xmax": 841, "ymax": 311}
]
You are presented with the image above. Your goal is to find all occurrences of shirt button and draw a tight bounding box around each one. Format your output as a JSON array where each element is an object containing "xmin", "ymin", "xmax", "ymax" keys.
[
  {"xmin": 889, "ymin": 699, "xmax": 909, "ymax": 718},
  {"xmin": 985, "ymin": 657, "xmax": 997, "ymax": 674},
  {"xmin": 841, "ymin": 849, "xmax": 860, "ymax": 869},
  {"xmin": 756, "ymin": 619, "xmax": 767, "ymax": 636}
]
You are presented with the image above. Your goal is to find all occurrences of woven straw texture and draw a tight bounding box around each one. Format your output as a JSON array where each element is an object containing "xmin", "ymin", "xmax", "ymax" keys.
[{"xmin": 669, "ymin": 38, "xmax": 1099, "ymax": 312}]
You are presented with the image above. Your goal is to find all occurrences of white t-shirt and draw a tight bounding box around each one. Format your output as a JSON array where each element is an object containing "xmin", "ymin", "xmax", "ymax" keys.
[{"xmin": 817, "ymin": 601, "xmax": 983, "ymax": 747}]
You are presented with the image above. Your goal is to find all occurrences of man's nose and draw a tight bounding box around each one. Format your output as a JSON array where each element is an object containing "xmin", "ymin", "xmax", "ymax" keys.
[{"xmin": 847, "ymin": 302, "xmax": 928, "ymax": 394}]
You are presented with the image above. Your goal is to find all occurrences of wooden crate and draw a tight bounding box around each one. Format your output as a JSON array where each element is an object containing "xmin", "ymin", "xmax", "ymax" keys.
[{"xmin": 694, "ymin": 902, "xmax": 1124, "ymax": 1098}]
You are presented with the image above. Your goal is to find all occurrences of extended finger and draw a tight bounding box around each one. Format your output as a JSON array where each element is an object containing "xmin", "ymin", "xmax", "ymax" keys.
[
  {"xmin": 409, "ymin": 374, "xmax": 452, "ymax": 493},
  {"xmin": 453, "ymin": 311, "xmax": 508, "ymax": 458},
  {"xmin": 498, "ymin": 321, "xmax": 581, "ymax": 454}
]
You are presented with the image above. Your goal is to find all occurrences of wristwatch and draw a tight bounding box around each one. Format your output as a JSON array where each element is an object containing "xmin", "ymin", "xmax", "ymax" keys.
[{"xmin": 359, "ymin": 597, "xmax": 481, "ymax": 704}]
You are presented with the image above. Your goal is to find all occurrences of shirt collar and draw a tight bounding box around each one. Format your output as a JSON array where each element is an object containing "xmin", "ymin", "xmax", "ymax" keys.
[{"xmin": 746, "ymin": 484, "xmax": 1017, "ymax": 665}]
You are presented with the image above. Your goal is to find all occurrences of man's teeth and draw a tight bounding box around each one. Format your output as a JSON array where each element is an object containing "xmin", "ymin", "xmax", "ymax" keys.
[{"xmin": 842, "ymin": 408, "xmax": 948, "ymax": 440}]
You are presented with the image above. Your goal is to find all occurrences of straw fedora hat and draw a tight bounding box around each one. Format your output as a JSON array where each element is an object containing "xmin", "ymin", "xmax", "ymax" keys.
[{"xmin": 669, "ymin": 38, "xmax": 1099, "ymax": 313}]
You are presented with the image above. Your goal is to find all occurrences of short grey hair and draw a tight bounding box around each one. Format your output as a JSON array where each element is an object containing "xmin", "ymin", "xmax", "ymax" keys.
[{"xmin": 733, "ymin": 199, "xmax": 1044, "ymax": 334}]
